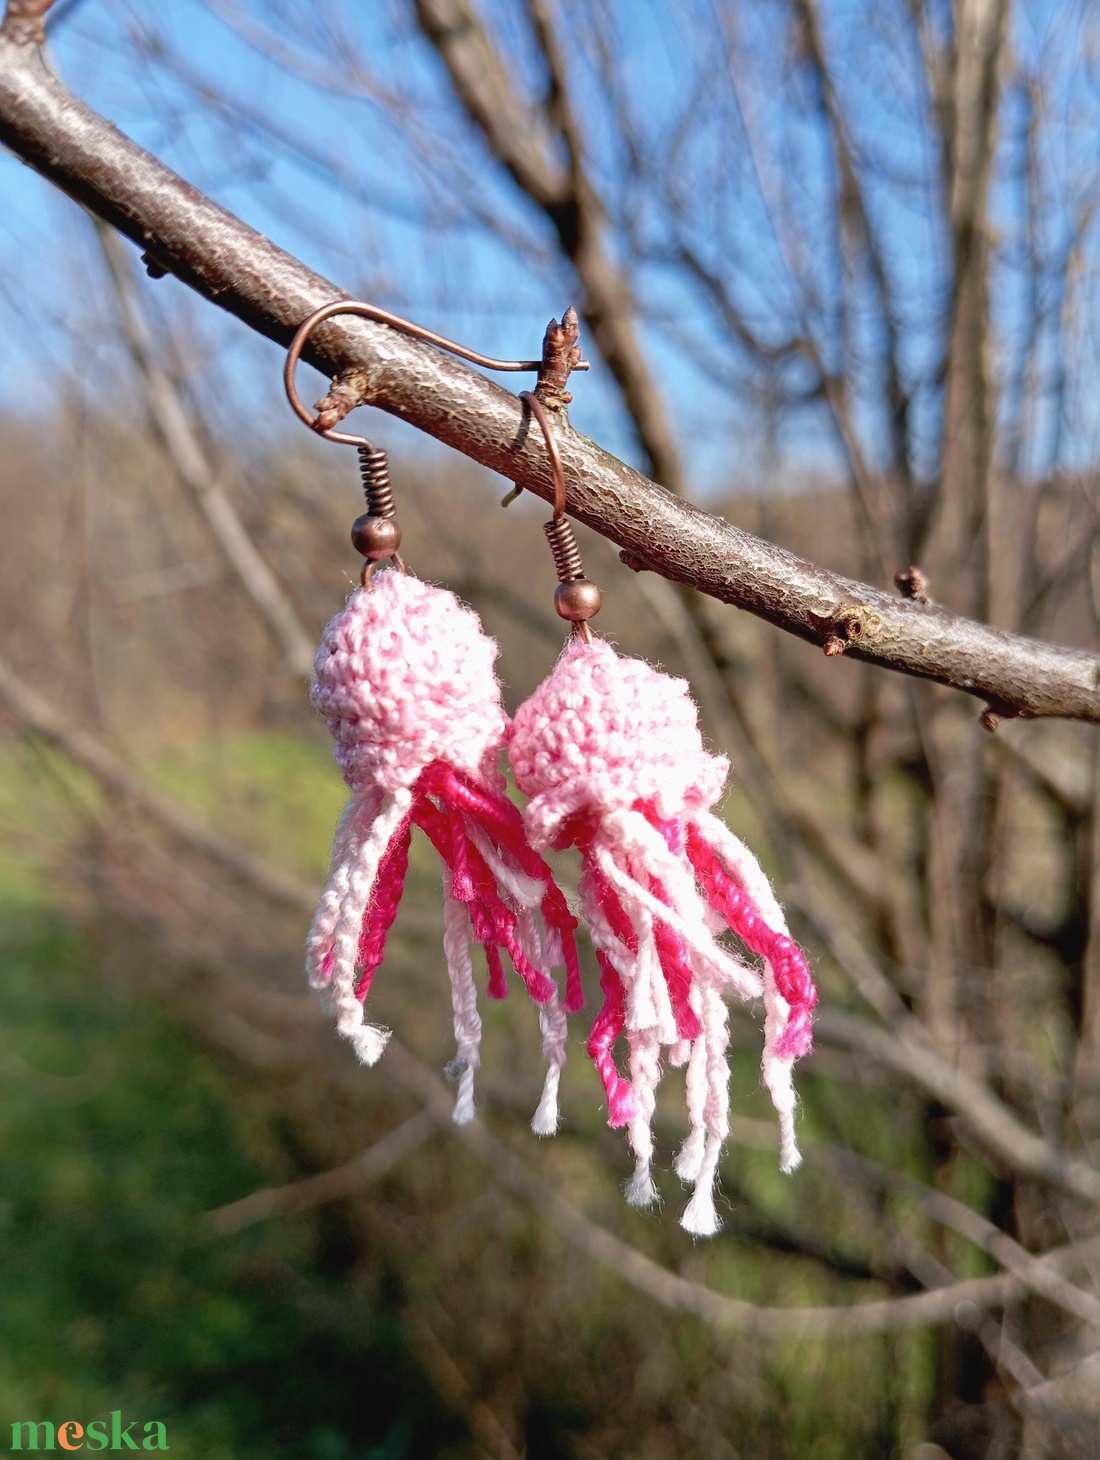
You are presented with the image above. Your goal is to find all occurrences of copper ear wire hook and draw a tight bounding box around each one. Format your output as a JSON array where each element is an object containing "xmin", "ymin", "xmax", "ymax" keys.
[
  {"xmin": 518, "ymin": 390, "xmax": 566, "ymax": 521},
  {"xmin": 284, "ymin": 298, "xmax": 589, "ymax": 445},
  {"xmin": 518, "ymin": 391, "xmax": 601, "ymax": 643}
]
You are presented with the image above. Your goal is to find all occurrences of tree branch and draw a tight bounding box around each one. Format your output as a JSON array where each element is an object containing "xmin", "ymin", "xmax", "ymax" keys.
[
  {"xmin": 415, "ymin": 0, "xmax": 686, "ymax": 493},
  {"xmin": 815, "ymin": 1006, "xmax": 1100, "ymax": 1204},
  {"xmin": 207, "ymin": 1109, "xmax": 438, "ymax": 1234},
  {"xmin": 0, "ymin": 22, "xmax": 1097, "ymax": 720},
  {"xmin": 0, "ymin": 0, "xmax": 49, "ymax": 44}
]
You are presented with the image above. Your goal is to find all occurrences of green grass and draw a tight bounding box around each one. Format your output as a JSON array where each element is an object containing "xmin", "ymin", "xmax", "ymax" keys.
[
  {"xmin": 0, "ymin": 908, "xmax": 459, "ymax": 1459},
  {"xmin": 0, "ymin": 730, "xmax": 348, "ymax": 899},
  {"xmin": 144, "ymin": 730, "xmax": 348, "ymax": 880}
]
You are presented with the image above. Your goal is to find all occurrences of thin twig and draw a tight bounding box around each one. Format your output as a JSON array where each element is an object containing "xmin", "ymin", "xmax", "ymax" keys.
[
  {"xmin": 0, "ymin": 653, "xmax": 441, "ymax": 938},
  {"xmin": 205, "ymin": 1008, "xmax": 1070, "ymax": 1339},
  {"xmin": 0, "ymin": 654, "xmax": 317, "ymax": 910},
  {"xmin": 815, "ymin": 1006, "xmax": 1100, "ymax": 1203},
  {"xmin": 207, "ymin": 1110, "xmax": 437, "ymax": 1234},
  {"xmin": 95, "ymin": 222, "xmax": 316, "ymax": 676}
]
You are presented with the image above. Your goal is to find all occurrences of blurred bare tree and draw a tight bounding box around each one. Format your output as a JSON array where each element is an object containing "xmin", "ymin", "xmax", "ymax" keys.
[{"xmin": 2, "ymin": 1, "xmax": 1100, "ymax": 1456}]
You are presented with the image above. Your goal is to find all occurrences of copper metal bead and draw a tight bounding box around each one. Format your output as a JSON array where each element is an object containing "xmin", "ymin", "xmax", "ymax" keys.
[
  {"xmin": 351, "ymin": 514, "xmax": 402, "ymax": 560},
  {"xmin": 554, "ymin": 578, "xmax": 602, "ymax": 622}
]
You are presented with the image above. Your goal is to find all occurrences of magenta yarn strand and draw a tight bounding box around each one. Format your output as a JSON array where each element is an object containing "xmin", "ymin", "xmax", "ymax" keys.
[
  {"xmin": 590, "ymin": 861, "xmax": 638, "ymax": 953},
  {"xmin": 587, "ymin": 951, "xmax": 635, "ymax": 1127},
  {"xmin": 354, "ymin": 813, "xmax": 414, "ymax": 999},
  {"xmin": 648, "ymin": 881, "xmax": 704, "ymax": 1042},
  {"xmin": 685, "ymin": 826, "xmax": 817, "ymax": 1059}
]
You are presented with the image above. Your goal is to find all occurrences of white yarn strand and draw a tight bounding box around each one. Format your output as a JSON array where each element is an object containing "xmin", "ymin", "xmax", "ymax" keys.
[
  {"xmin": 466, "ymin": 824, "xmax": 546, "ymax": 910},
  {"xmin": 324, "ymin": 788, "xmax": 412, "ymax": 1066},
  {"xmin": 674, "ymin": 988, "xmax": 708, "ymax": 1184},
  {"xmin": 441, "ymin": 871, "xmax": 481, "ymax": 1125},
  {"xmin": 515, "ymin": 905, "xmax": 569, "ymax": 1136},
  {"xmin": 625, "ymin": 1025, "xmax": 661, "ymax": 1207},
  {"xmin": 692, "ymin": 810, "xmax": 803, "ymax": 1172},
  {"xmin": 680, "ymin": 983, "xmax": 731, "ymax": 1235},
  {"xmin": 763, "ymin": 982, "xmax": 801, "ymax": 1172},
  {"xmin": 532, "ymin": 992, "xmax": 568, "ymax": 1136},
  {"xmin": 305, "ymin": 794, "xmax": 379, "ymax": 989}
]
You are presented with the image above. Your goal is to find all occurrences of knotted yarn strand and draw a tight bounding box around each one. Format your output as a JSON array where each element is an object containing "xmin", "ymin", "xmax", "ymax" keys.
[
  {"xmin": 306, "ymin": 789, "xmax": 383, "ymax": 991},
  {"xmin": 442, "ymin": 871, "xmax": 481, "ymax": 1125},
  {"xmin": 328, "ymin": 790, "xmax": 412, "ymax": 1063},
  {"xmin": 679, "ymin": 982, "xmax": 732, "ymax": 1235},
  {"xmin": 689, "ymin": 809, "xmax": 817, "ymax": 1173},
  {"xmin": 674, "ymin": 983, "xmax": 709, "ymax": 1183},
  {"xmin": 515, "ymin": 902, "xmax": 568, "ymax": 1136}
]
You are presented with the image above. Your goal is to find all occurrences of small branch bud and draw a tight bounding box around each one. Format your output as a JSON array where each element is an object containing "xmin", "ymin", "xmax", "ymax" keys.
[
  {"xmin": 535, "ymin": 305, "xmax": 582, "ymax": 409},
  {"xmin": 1, "ymin": 0, "xmax": 54, "ymax": 44},
  {"xmin": 313, "ymin": 372, "xmax": 368, "ymax": 431},
  {"xmin": 980, "ymin": 700, "xmax": 1021, "ymax": 733},
  {"xmin": 895, "ymin": 566, "xmax": 931, "ymax": 603},
  {"xmin": 823, "ymin": 636, "xmax": 847, "ymax": 657}
]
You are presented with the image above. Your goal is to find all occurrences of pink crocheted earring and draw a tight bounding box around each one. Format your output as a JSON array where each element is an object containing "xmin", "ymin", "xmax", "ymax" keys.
[
  {"xmin": 508, "ymin": 394, "xmax": 818, "ymax": 1235},
  {"xmin": 285, "ymin": 303, "xmax": 582, "ymax": 1132}
]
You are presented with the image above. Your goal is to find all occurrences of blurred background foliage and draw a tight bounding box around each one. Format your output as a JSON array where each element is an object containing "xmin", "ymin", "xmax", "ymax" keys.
[
  {"xmin": 0, "ymin": 427, "xmax": 940, "ymax": 1458},
  {"xmin": 1, "ymin": 0, "xmax": 1100, "ymax": 1456}
]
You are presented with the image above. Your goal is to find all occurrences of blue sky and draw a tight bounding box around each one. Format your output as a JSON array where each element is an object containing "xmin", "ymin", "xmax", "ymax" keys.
[
  {"xmin": 0, "ymin": 0, "xmax": 836, "ymax": 492},
  {"xmin": 1, "ymin": 0, "xmax": 1097, "ymax": 496}
]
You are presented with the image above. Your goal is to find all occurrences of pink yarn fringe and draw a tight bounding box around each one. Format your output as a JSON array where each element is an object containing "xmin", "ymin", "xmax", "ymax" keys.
[
  {"xmin": 424, "ymin": 763, "xmax": 583, "ymax": 1011},
  {"xmin": 311, "ymin": 580, "xmax": 819, "ymax": 1225}
]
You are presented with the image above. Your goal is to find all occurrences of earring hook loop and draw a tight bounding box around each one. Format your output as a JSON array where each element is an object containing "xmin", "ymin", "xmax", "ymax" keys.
[
  {"xmin": 284, "ymin": 298, "xmax": 588, "ymax": 448},
  {"xmin": 519, "ymin": 390, "xmax": 567, "ymax": 522}
]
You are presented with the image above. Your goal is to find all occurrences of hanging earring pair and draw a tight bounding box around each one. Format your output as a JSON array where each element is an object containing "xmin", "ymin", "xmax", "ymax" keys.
[{"xmin": 285, "ymin": 301, "xmax": 817, "ymax": 1236}]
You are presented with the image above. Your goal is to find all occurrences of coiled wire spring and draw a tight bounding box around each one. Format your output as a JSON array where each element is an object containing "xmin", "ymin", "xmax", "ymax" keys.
[{"xmin": 358, "ymin": 445, "xmax": 394, "ymax": 518}]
